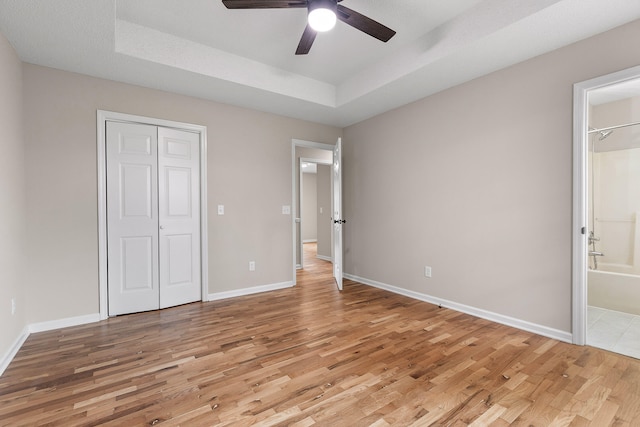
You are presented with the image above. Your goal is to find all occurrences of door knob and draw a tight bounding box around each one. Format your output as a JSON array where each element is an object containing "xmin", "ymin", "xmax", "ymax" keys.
[{"xmin": 159, "ymin": 225, "xmax": 164, "ymax": 230}]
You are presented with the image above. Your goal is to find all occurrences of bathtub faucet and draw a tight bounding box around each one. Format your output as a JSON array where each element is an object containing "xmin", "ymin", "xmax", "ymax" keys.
[{"xmin": 589, "ymin": 251, "xmax": 604, "ymax": 257}]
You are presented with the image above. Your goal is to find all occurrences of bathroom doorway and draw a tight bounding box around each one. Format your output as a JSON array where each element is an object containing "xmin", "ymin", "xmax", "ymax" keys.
[{"xmin": 573, "ymin": 65, "xmax": 640, "ymax": 357}]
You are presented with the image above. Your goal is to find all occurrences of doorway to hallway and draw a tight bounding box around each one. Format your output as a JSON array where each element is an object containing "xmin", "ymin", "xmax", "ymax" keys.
[
  {"xmin": 292, "ymin": 138, "xmax": 343, "ymax": 291},
  {"xmin": 301, "ymin": 242, "xmax": 332, "ymax": 275}
]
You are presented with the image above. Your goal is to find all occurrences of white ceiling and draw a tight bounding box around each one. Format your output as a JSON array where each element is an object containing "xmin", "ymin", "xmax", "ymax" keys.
[{"xmin": 1, "ymin": 0, "xmax": 640, "ymax": 127}]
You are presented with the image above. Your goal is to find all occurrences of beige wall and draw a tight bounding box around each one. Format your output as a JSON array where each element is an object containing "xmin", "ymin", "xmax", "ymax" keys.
[
  {"xmin": 317, "ymin": 164, "xmax": 332, "ymax": 259},
  {"xmin": 22, "ymin": 64, "xmax": 341, "ymax": 324},
  {"xmin": 342, "ymin": 20, "xmax": 640, "ymax": 334},
  {"xmin": 0, "ymin": 32, "xmax": 26, "ymax": 364},
  {"xmin": 302, "ymin": 172, "xmax": 317, "ymax": 242}
]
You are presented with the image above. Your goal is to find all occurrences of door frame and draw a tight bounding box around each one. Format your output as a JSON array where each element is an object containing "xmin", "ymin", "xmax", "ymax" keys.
[
  {"xmin": 572, "ymin": 64, "xmax": 640, "ymax": 344},
  {"xmin": 97, "ymin": 110, "xmax": 209, "ymax": 320},
  {"xmin": 291, "ymin": 139, "xmax": 336, "ymax": 285}
]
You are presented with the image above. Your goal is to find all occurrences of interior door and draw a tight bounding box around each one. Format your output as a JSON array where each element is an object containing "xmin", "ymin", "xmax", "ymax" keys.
[
  {"xmin": 106, "ymin": 121, "xmax": 160, "ymax": 315},
  {"xmin": 158, "ymin": 127, "xmax": 201, "ymax": 308},
  {"xmin": 332, "ymin": 138, "xmax": 343, "ymax": 291}
]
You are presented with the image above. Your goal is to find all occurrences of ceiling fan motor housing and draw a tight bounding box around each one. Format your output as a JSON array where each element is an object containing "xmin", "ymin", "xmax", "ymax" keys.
[{"xmin": 308, "ymin": 0, "xmax": 337, "ymax": 14}]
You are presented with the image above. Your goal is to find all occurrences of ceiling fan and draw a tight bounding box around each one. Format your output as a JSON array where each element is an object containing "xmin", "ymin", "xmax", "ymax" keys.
[{"xmin": 221, "ymin": 0, "xmax": 396, "ymax": 55}]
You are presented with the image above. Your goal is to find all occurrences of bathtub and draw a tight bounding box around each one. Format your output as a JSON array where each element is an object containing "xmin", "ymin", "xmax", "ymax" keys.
[{"xmin": 588, "ymin": 269, "xmax": 640, "ymax": 315}]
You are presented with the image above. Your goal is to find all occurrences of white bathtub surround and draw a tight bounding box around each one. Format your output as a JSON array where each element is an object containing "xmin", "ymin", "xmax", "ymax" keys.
[
  {"xmin": 592, "ymin": 147, "xmax": 640, "ymax": 275},
  {"xmin": 588, "ymin": 306, "xmax": 640, "ymax": 359}
]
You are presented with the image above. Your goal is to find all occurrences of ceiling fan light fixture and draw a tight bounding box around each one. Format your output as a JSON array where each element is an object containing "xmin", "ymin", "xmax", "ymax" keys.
[{"xmin": 307, "ymin": 0, "xmax": 337, "ymax": 32}]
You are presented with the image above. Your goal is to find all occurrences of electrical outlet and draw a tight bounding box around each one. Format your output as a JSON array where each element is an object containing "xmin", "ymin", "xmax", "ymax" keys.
[
  {"xmin": 11, "ymin": 298, "xmax": 16, "ymax": 315},
  {"xmin": 424, "ymin": 266, "xmax": 432, "ymax": 278},
  {"xmin": 217, "ymin": 205, "xmax": 224, "ymax": 215},
  {"xmin": 249, "ymin": 261, "xmax": 256, "ymax": 271}
]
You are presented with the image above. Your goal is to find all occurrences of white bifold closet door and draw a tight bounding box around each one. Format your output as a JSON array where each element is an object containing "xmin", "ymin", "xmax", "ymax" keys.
[{"xmin": 106, "ymin": 121, "xmax": 201, "ymax": 316}]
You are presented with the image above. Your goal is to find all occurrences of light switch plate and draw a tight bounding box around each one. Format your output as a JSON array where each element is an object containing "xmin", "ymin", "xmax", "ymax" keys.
[{"xmin": 218, "ymin": 205, "xmax": 224, "ymax": 215}]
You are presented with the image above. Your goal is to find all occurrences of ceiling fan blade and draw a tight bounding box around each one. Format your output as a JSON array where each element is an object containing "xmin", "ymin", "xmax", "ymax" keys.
[
  {"xmin": 295, "ymin": 24, "xmax": 317, "ymax": 55},
  {"xmin": 336, "ymin": 4, "xmax": 396, "ymax": 42},
  {"xmin": 222, "ymin": 0, "xmax": 307, "ymax": 9}
]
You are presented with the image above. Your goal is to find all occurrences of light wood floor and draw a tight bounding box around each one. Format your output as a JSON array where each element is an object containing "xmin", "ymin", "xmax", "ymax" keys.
[{"xmin": 2, "ymin": 243, "xmax": 640, "ymax": 426}]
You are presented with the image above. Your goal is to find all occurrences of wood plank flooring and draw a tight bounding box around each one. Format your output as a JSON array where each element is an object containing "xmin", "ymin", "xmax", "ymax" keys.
[{"xmin": 2, "ymin": 243, "xmax": 640, "ymax": 426}]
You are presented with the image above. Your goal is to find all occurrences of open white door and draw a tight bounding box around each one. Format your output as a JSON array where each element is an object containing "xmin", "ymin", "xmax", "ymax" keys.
[
  {"xmin": 106, "ymin": 122, "xmax": 160, "ymax": 315},
  {"xmin": 158, "ymin": 127, "xmax": 201, "ymax": 308},
  {"xmin": 332, "ymin": 138, "xmax": 343, "ymax": 291}
]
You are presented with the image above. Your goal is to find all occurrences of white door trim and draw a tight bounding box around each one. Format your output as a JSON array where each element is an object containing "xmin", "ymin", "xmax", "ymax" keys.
[
  {"xmin": 572, "ymin": 65, "xmax": 640, "ymax": 345},
  {"xmin": 291, "ymin": 139, "xmax": 336, "ymax": 285},
  {"xmin": 97, "ymin": 110, "xmax": 209, "ymax": 319}
]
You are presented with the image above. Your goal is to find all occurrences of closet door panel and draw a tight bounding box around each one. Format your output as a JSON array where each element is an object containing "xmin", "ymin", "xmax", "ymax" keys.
[
  {"xmin": 158, "ymin": 127, "xmax": 201, "ymax": 308},
  {"xmin": 106, "ymin": 121, "xmax": 160, "ymax": 315}
]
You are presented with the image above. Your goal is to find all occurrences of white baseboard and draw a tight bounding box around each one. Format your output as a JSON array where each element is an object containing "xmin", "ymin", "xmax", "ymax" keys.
[
  {"xmin": 302, "ymin": 239, "xmax": 317, "ymax": 243},
  {"xmin": 344, "ymin": 273, "xmax": 573, "ymax": 344},
  {"xmin": 208, "ymin": 281, "xmax": 294, "ymax": 301},
  {"xmin": 0, "ymin": 326, "xmax": 29, "ymax": 377},
  {"xmin": 1, "ymin": 313, "xmax": 101, "ymax": 377},
  {"xmin": 29, "ymin": 313, "xmax": 101, "ymax": 334}
]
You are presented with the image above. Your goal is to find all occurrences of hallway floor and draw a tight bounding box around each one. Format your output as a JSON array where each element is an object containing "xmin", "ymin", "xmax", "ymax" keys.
[{"xmin": 588, "ymin": 306, "xmax": 640, "ymax": 359}]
